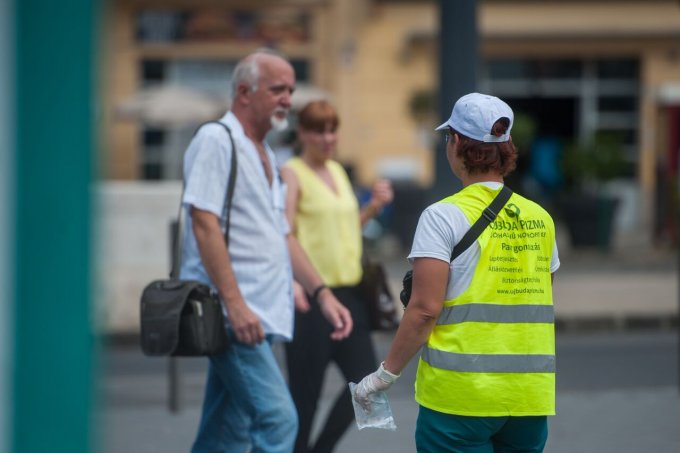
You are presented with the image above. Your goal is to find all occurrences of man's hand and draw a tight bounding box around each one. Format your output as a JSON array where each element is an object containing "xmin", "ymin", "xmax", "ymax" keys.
[
  {"xmin": 354, "ymin": 362, "xmax": 400, "ymax": 410},
  {"xmin": 226, "ymin": 298, "xmax": 265, "ymax": 345},
  {"xmin": 317, "ymin": 289, "xmax": 353, "ymax": 340},
  {"xmin": 293, "ymin": 281, "xmax": 311, "ymax": 313}
]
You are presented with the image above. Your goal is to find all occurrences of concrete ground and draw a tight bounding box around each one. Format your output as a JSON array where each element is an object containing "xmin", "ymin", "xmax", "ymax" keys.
[
  {"xmin": 99, "ymin": 242, "xmax": 680, "ymax": 452},
  {"xmin": 98, "ymin": 331, "xmax": 680, "ymax": 453}
]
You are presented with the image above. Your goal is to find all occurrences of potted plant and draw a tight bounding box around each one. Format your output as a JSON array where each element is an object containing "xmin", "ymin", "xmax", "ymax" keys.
[
  {"xmin": 557, "ymin": 132, "xmax": 627, "ymax": 250},
  {"xmin": 407, "ymin": 89, "xmax": 438, "ymax": 149}
]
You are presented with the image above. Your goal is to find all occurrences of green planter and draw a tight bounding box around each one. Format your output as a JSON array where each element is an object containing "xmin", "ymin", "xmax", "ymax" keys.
[{"xmin": 557, "ymin": 195, "xmax": 619, "ymax": 250}]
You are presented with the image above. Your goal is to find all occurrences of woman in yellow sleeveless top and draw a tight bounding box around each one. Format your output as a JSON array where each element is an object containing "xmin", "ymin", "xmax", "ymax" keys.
[
  {"xmin": 354, "ymin": 93, "xmax": 560, "ymax": 452},
  {"xmin": 281, "ymin": 100, "xmax": 394, "ymax": 453}
]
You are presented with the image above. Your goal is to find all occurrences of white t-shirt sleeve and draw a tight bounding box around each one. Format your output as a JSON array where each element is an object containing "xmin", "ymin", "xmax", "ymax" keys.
[
  {"xmin": 408, "ymin": 203, "xmax": 469, "ymax": 263},
  {"xmin": 183, "ymin": 124, "xmax": 232, "ymax": 217},
  {"xmin": 550, "ymin": 240, "xmax": 560, "ymax": 273}
]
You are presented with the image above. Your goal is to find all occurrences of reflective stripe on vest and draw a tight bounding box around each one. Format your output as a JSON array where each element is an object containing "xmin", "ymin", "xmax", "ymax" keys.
[
  {"xmin": 436, "ymin": 303, "xmax": 554, "ymax": 325},
  {"xmin": 421, "ymin": 347, "xmax": 556, "ymax": 373}
]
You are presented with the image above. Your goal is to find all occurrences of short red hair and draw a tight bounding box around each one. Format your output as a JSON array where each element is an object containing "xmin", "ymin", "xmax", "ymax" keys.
[{"xmin": 298, "ymin": 100, "xmax": 339, "ymax": 133}]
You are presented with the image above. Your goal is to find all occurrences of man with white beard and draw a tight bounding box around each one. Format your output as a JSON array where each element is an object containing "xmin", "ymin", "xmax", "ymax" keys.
[{"xmin": 179, "ymin": 49, "xmax": 354, "ymax": 453}]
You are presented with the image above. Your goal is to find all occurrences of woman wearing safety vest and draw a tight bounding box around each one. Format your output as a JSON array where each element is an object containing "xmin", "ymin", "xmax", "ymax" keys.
[{"xmin": 354, "ymin": 92, "xmax": 560, "ymax": 452}]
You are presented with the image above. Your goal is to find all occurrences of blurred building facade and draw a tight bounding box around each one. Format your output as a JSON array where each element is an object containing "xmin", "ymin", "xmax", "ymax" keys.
[{"xmin": 102, "ymin": 0, "xmax": 680, "ymax": 244}]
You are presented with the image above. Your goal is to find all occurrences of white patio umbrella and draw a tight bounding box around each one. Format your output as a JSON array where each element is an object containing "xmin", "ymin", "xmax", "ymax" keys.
[
  {"xmin": 115, "ymin": 85, "xmax": 229, "ymax": 128},
  {"xmin": 291, "ymin": 85, "xmax": 330, "ymax": 110}
]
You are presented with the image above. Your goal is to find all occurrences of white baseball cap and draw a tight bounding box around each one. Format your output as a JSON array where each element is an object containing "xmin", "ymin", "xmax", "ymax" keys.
[{"xmin": 435, "ymin": 92, "xmax": 514, "ymax": 143}]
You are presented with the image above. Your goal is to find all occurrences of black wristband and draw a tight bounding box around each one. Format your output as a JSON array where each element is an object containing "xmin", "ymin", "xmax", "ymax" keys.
[{"xmin": 311, "ymin": 284, "xmax": 327, "ymax": 301}]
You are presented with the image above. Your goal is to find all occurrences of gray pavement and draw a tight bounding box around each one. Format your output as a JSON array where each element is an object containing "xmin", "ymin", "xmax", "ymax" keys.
[
  {"xmin": 98, "ymin": 331, "xmax": 680, "ymax": 453},
  {"xmin": 98, "ymin": 388, "xmax": 680, "ymax": 452},
  {"xmin": 99, "ymin": 244, "xmax": 680, "ymax": 452}
]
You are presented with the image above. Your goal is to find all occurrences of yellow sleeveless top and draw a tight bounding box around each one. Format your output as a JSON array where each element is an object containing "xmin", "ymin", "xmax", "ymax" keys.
[{"xmin": 284, "ymin": 157, "xmax": 362, "ymax": 287}]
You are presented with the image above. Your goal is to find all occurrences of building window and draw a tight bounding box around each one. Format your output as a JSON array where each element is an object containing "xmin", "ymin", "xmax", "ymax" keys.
[
  {"xmin": 480, "ymin": 57, "xmax": 640, "ymax": 197},
  {"xmin": 481, "ymin": 57, "xmax": 639, "ymax": 163},
  {"xmin": 136, "ymin": 11, "xmax": 185, "ymax": 43},
  {"xmin": 596, "ymin": 58, "xmax": 638, "ymax": 79},
  {"xmin": 487, "ymin": 59, "xmax": 582, "ymax": 80},
  {"xmin": 290, "ymin": 59, "xmax": 310, "ymax": 83},
  {"xmin": 141, "ymin": 60, "xmax": 166, "ymax": 85},
  {"xmin": 136, "ymin": 8, "xmax": 311, "ymax": 44},
  {"xmin": 141, "ymin": 129, "xmax": 165, "ymax": 180}
]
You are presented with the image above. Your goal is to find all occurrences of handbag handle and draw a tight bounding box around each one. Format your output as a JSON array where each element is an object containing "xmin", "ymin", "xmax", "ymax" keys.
[{"xmin": 170, "ymin": 121, "xmax": 237, "ymax": 280}]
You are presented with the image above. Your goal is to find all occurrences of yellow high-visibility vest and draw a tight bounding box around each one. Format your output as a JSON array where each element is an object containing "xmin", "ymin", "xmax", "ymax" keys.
[{"xmin": 415, "ymin": 184, "xmax": 556, "ymax": 416}]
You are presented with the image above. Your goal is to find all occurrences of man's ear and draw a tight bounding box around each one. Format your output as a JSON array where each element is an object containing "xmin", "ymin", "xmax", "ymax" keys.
[{"xmin": 236, "ymin": 83, "xmax": 251, "ymax": 104}]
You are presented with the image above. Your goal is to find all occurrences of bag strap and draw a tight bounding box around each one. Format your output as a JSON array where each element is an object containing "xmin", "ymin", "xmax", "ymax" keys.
[
  {"xmin": 450, "ymin": 185, "xmax": 513, "ymax": 262},
  {"xmin": 171, "ymin": 121, "xmax": 238, "ymax": 279}
]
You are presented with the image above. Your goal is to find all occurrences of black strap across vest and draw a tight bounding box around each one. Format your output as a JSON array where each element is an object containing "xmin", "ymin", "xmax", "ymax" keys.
[{"xmin": 449, "ymin": 185, "xmax": 513, "ymax": 262}]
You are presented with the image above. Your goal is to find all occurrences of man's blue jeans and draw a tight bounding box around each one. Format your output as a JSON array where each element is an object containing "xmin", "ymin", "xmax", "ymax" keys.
[{"xmin": 191, "ymin": 333, "xmax": 298, "ymax": 453}]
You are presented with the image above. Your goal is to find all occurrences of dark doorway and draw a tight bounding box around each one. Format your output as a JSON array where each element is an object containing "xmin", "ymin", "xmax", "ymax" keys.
[
  {"xmin": 506, "ymin": 97, "xmax": 577, "ymax": 139},
  {"xmin": 503, "ymin": 97, "xmax": 577, "ymax": 209}
]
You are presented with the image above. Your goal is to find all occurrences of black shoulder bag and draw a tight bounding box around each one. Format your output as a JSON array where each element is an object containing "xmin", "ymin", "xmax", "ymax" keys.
[
  {"xmin": 399, "ymin": 186, "xmax": 513, "ymax": 307},
  {"xmin": 359, "ymin": 254, "xmax": 400, "ymax": 331},
  {"xmin": 140, "ymin": 122, "xmax": 236, "ymax": 356}
]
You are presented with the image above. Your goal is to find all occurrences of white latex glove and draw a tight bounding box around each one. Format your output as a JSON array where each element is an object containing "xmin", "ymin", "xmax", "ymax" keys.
[{"xmin": 354, "ymin": 362, "xmax": 400, "ymax": 410}]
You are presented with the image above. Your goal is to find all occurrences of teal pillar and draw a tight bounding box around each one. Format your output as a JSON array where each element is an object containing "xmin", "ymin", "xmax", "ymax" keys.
[
  {"xmin": 14, "ymin": 1, "xmax": 99, "ymax": 452},
  {"xmin": 0, "ymin": 0, "xmax": 15, "ymax": 451}
]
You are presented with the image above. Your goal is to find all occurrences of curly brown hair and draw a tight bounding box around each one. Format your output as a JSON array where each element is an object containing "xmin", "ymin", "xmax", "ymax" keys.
[{"xmin": 451, "ymin": 118, "xmax": 517, "ymax": 176}]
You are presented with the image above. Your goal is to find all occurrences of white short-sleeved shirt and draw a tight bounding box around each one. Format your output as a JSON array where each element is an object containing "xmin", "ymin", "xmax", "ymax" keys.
[
  {"xmin": 408, "ymin": 182, "xmax": 560, "ymax": 300},
  {"xmin": 179, "ymin": 111, "xmax": 294, "ymax": 341}
]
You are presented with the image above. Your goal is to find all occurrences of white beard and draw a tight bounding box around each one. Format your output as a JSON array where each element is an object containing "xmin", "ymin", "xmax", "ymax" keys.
[{"xmin": 270, "ymin": 110, "xmax": 289, "ymax": 132}]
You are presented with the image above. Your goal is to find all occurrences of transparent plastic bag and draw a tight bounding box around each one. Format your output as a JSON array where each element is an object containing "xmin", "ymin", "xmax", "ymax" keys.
[{"xmin": 348, "ymin": 382, "xmax": 397, "ymax": 431}]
